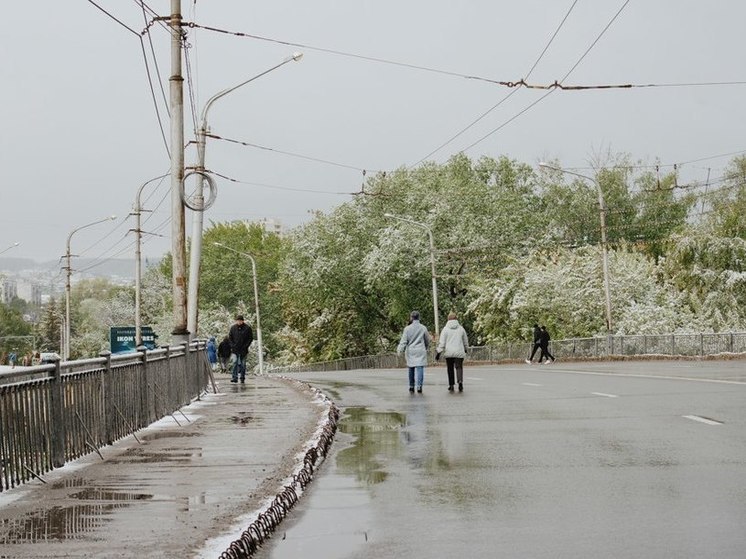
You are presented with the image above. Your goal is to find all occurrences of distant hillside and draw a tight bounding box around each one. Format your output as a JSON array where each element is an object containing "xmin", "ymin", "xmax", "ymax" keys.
[{"xmin": 0, "ymin": 258, "xmax": 160, "ymax": 280}]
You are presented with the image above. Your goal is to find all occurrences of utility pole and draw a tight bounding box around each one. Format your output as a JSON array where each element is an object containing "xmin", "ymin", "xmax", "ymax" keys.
[{"xmin": 169, "ymin": 0, "xmax": 189, "ymax": 344}]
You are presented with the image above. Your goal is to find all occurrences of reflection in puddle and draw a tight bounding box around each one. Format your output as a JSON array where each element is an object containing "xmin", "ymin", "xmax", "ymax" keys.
[
  {"xmin": 141, "ymin": 431, "xmax": 200, "ymax": 441},
  {"xmin": 337, "ymin": 407, "xmax": 405, "ymax": 485},
  {"xmin": 0, "ymin": 486, "xmax": 154, "ymax": 544}
]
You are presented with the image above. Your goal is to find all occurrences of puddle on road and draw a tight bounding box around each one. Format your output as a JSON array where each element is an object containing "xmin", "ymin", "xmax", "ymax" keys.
[
  {"xmin": 336, "ymin": 407, "xmax": 406, "ymax": 485},
  {"xmin": 262, "ymin": 406, "xmax": 403, "ymax": 559}
]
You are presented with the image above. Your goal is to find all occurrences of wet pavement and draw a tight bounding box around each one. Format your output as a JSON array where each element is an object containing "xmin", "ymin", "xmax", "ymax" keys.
[
  {"xmin": 259, "ymin": 360, "xmax": 746, "ymax": 559},
  {"xmin": 0, "ymin": 374, "xmax": 325, "ymax": 558}
]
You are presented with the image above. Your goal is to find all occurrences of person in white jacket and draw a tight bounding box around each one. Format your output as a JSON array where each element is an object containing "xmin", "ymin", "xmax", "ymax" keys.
[{"xmin": 436, "ymin": 311, "xmax": 469, "ymax": 392}]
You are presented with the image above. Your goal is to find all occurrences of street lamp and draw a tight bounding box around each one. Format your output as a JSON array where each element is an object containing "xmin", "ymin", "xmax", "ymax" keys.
[
  {"xmin": 64, "ymin": 215, "xmax": 117, "ymax": 360},
  {"xmin": 186, "ymin": 52, "xmax": 304, "ymax": 338},
  {"xmin": 212, "ymin": 242, "xmax": 264, "ymax": 375},
  {"xmin": 383, "ymin": 213, "xmax": 440, "ymax": 338},
  {"xmin": 538, "ymin": 162, "xmax": 613, "ymax": 333},
  {"xmin": 133, "ymin": 174, "xmax": 169, "ymax": 347},
  {"xmin": 0, "ymin": 242, "xmax": 20, "ymax": 256}
]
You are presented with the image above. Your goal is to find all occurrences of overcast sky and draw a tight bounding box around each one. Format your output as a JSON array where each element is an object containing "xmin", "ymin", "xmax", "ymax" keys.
[{"xmin": 1, "ymin": 1, "xmax": 745, "ymax": 265}]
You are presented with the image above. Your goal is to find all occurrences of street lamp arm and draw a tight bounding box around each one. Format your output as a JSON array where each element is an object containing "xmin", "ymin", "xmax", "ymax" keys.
[
  {"xmin": 135, "ymin": 173, "xmax": 170, "ymax": 211},
  {"xmin": 66, "ymin": 215, "xmax": 117, "ymax": 253},
  {"xmin": 212, "ymin": 242, "xmax": 264, "ymax": 374},
  {"xmin": 383, "ymin": 213, "xmax": 432, "ymax": 234},
  {"xmin": 539, "ymin": 163, "xmax": 606, "ymax": 209},
  {"xmin": 0, "ymin": 242, "xmax": 20, "ymax": 256},
  {"xmin": 200, "ymin": 52, "xmax": 304, "ymax": 125}
]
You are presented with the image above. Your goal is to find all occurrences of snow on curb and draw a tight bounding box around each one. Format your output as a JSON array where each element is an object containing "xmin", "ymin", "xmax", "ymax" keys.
[{"xmin": 195, "ymin": 376, "xmax": 339, "ymax": 559}]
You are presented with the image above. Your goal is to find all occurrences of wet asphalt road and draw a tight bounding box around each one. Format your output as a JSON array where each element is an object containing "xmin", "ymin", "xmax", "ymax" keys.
[{"xmin": 259, "ymin": 360, "xmax": 746, "ymax": 559}]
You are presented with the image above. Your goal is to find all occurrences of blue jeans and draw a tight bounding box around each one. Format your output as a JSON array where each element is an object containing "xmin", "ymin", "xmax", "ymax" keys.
[
  {"xmin": 232, "ymin": 353, "xmax": 247, "ymax": 381},
  {"xmin": 408, "ymin": 366, "xmax": 424, "ymax": 389}
]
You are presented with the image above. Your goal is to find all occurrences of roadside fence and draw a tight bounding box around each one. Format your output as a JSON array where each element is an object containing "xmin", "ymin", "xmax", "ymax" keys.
[
  {"xmin": 270, "ymin": 331, "xmax": 746, "ymax": 374},
  {"xmin": 0, "ymin": 341, "xmax": 211, "ymax": 492}
]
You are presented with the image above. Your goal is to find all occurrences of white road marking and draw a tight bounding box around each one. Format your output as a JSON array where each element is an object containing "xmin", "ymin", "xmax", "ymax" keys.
[
  {"xmin": 522, "ymin": 382, "xmax": 543, "ymax": 387},
  {"xmin": 466, "ymin": 377, "xmax": 483, "ymax": 381},
  {"xmin": 545, "ymin": 369, "xmax": 746, "ymax": 386},
  {"xmin": 682, "ymin": 415, "xmax": 724, "ymax": 425},
  {"xmin": 591, "ymin": 392, "xmax": 618, "ymax": 398}
]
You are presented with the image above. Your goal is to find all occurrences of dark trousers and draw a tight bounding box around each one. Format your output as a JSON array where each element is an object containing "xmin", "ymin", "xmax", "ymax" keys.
[
  {"xmin": 538, "ymin": 344, "xmax": 554, "ymax": 362},
  {"xmin": 445, "ymin": 357, "xmax": 464, "ymax": 386},
  {"xmin": 529, "ymin": 342, "xmax": 541, "ymax": 361}
]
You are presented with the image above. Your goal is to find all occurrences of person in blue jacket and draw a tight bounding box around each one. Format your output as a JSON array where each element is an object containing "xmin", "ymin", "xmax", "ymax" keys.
[
  {"xmin": 397, "ymin": 311, "xmax": 431, "ymax": 394},
  {"xmin": 206, "ymin": 336, "xmax": 218, "ymax": 370}
]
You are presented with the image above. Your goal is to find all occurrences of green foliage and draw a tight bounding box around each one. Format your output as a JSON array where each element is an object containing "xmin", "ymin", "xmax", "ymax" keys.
[
  {"xmin": 199, "ymin": 222, "xmax": 287, "ymax": 356},
  {"xmin": 36, "ymin": 298, "xmax": 63, "ymax": 353},
  {"xmin": 0, "ymin": 303, "xmax": 33, "ymax": 355},
  {"xmin": 69, "ymin": 279, "xmax": 135, "ymax": 359},
  {"xmin": 40, "ymin": 153, "xmax": 746, "ymax": 364},
  {"xmin": 705, "ymin": 156, "xmax": 746, "ymax": 239}
]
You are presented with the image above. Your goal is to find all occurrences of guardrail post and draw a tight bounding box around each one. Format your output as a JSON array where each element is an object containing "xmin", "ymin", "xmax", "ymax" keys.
[
  {"xmin": 49, "ymin": 356, "xmax": 66, "ymax": 468},
  {"xmin": 699, "ymin": 333, "xmax": 704, "ymax": 356},
  {"xmin": 670, "ymin": 334, "xmax": 675, "ymax": 356},
  {"xmin": 139, "ymin": 346, "xmax": 149, "ymax": 427},
  {"xmin": 100, "ymin": 350, "xmax": 114, "ymax": 445},
  {"xmin": 729, "ymin": 332, "xmax": 734, "ymax": 353}
]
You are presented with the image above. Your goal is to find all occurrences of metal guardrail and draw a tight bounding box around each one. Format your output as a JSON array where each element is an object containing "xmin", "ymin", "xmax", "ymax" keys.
[
  {"xmin": 269, "ymin": 331, "xmax": 746, "ymax": 374},
  {"xmin": 0, "ymin": 342, "xmax": 211, "ymax": 492}
]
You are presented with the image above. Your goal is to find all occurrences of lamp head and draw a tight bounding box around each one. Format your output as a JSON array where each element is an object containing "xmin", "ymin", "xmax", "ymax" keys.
[
  {"xmin": 109, "ymin": 214, "xmax": 117, "ymax": 220},
  {"xmin": 383, "ymin": 212, "xmax": 395, "ymax": 218},
  {"xmin": 291, "ymin": 52, "xmax": 304, "ymax": 62}
]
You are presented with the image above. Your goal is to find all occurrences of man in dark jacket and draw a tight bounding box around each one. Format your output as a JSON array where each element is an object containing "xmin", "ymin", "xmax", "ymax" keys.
[
  {"xmin": 228, "ymin": 315, "xmax": 253, "ymax": 383},
  {"xmin": 217, "ymin": 336, "xmax": 232, "ymax": 373},
  {"xmin": 525, "ymin": 324, "xmax": 542, "ymax": 364}
]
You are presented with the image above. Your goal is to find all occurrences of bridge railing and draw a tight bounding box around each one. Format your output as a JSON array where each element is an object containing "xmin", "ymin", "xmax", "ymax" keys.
[
  {"xmin": 0, "ymin": 341, "xmax": 211, "ymax": 493},
  {"xmin": 269, "ymin": 331, "xmax": 746, "ymax": 374}
]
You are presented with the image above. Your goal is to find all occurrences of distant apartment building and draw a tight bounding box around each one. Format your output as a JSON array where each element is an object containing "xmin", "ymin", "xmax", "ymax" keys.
[
  {"xmin": 16, "ymin": 280, "xmax": 42, "ymax": 306},
  {"xmin": 1, "ymin": 278, "xmax": 17, "ymax": 304}
]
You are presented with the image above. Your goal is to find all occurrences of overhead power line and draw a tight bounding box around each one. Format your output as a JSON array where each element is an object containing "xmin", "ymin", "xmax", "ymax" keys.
[
  {"xmin": 86, "ymin": 0, "xmax": 140, "ymax": 36},
  {"xmin": 206, "ymin": 133, "xmax": 372, "ymax": 172},
  {"xmin": 207, "ymin": 170, "xmax": 355, "ymax": 196},
  {"xmin": 460, "ymin": 0, "xmax": 633, "ymax": 156},
  {"xmin": 412, "ymin": 0, "xmax": 579, "ymax": 165},
  {"xmin": 179, "ymin": 10, "xmax": 746, "ymax": 95},
  {"xmin": 85, "ymin": 0, "xmax": 171, "ymax": 156}
]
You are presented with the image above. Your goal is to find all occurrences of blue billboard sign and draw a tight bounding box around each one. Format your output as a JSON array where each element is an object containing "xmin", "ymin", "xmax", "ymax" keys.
[{"xmin": 110, "ymin": 326, "xmax": 157, "ymax": 354}]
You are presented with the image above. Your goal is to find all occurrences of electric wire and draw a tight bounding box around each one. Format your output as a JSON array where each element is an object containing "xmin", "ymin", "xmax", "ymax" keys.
[
  {"xmin": 565, "ymin": 149, "xmax": 746, "ymax": 171},
  {"xmin": 207, "ymin": 170, "xmax": 355, "ymax": 195},
  {"xmin": 206, "ymin": 133, "xmax": 371, "ymax": 172},
  {"xmin": 136, "ymin": 0, "xmax": 170, "ymax": 117},
  {"xmin": 85, "ymin": 0, "xmax": 171, "ymax": 156},
  {"xmin": 85, "ymin": 0, "xmax": 140, "ymax": 36},
  {"xmin": 411, "ymin": 0, "xmax": 579, "ymax": 166},
  {"xmin": 460, "ymin": 0, "xmax": 632, "ymax": 155}
]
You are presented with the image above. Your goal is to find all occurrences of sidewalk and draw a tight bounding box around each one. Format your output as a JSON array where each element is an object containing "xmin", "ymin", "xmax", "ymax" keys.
[{"xmin": 0, "ymin": 373, "xmax": 329, "ymax": 558}]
